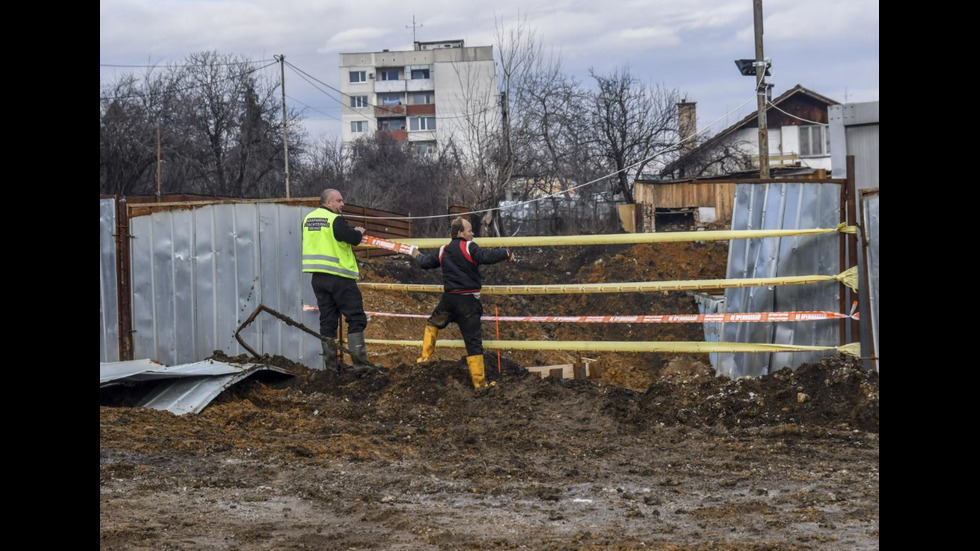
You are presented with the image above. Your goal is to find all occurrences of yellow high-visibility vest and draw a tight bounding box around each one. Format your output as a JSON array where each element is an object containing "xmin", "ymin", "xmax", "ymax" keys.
[{"xmin": 301, "ymin": 208, "xmax": 360, "ymax": 279}]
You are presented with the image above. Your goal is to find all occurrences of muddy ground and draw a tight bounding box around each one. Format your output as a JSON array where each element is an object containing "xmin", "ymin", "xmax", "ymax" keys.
[{"xmin": 100, "ymin": 240, "xmax": 879, "ymax": 550}]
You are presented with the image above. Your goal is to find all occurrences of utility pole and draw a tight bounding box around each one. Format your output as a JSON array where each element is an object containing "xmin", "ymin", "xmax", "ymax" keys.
[
  {"xmin": 156, "ymin": 120, "xmax": 162, "ymax": 201},
  {"xmin": 753, "ymin": 0, "xmax": 769, "ymax": 178},
  {"xmin": 277, "ymin": 55, "xmax": 291, "ymax": 199},
  {"xmin": 500, "ymin": 90, "xmax": 513, "ymax": 201}
]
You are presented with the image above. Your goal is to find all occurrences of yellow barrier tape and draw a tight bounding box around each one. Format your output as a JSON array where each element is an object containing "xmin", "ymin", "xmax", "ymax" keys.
[
  {"xmin": 361, "ymin": 269, "xmax": 855, "ymax": 295},
  {"xmin": 366, "ymin": 338, "xmax": 860, "ymax": 355},
  {"xmin": 833, "ymin": 266, "xmax": 858, "ymax": 291},
  {"xmin": 362, "ymin": 227, "xmax": 856, "ymax": 250},
  {"xmin": 836, "ymin": 342, "xmax": 861, "ymax": 357}
]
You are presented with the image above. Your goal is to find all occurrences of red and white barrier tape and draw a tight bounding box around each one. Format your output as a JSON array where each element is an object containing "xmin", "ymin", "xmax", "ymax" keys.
[
  {"xmin": 302, "ymin": 304, "xmax": 858, "ymax": 322},
  {"xmin": 361, "ymin": 234, "xmax": 417, "ymax": 255}
]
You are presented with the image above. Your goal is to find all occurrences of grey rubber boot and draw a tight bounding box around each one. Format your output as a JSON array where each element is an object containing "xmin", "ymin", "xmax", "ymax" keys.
[
  {"xmin": 347, "ymin": 332, "xmax": 381, "ymax": 375},
  {"xmin": 321, "ymin": 338, "xmax": 339, "ymax": 373}
]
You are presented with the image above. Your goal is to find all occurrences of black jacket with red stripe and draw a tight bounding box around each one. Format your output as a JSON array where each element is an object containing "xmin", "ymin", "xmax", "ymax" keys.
[{"xmin": 418, "ymin": 238, "xmax": 510, "ymax": 294}]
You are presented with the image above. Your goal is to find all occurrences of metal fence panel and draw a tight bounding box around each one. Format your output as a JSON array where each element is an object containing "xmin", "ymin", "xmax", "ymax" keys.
[
  {"xmin": 862, "ymin": 190, "xmax": 879, "ymax": 371},
  {"xmin": 718, "ymin": 182, "xmax": 842, "ymax": 378},
  {"xmin": 100, "ymin": 198, "xmax": 120, "ymax": 362},
  {"xmin": 128, "ymin": 203, "xmax": 316, "ymax": 366}
]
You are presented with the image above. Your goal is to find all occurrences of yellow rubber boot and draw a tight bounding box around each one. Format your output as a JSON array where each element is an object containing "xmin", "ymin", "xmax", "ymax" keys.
[
  {"xmin": 416, "ymin": 325, "xmax": 438, "ymax": 364},
  {"xmin": 466, "ymin": 354, "xmax": 493, "ymax": 389}
]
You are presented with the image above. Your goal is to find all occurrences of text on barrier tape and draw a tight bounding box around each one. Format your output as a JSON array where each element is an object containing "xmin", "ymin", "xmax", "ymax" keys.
[{"xmin": 361, "ymin": 234, "xmax": 417, "ymax": 255}]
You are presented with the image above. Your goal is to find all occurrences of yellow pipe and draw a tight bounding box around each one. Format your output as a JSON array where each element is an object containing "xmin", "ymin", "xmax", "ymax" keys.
[
  {"xmin": 359, "ymin": 226, "xmax": 854, "ymax": 250},
  {"xmin": 366, "ymin": 338, "xmax": 860, "ymax": 356}
]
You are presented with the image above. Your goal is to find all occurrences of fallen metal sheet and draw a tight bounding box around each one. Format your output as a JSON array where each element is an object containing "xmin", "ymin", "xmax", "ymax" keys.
[
  {"xmin": 100, "ymin": 359, "xmax": 169, "ymax": 387},
  {"xmin": 135, "ymin": 362, "xmax": 293, "ymax": 415},
  {"xmin": 101, "ymin": 358, "xmax": 255, "ymax": 387},
  {"xmin": 120, "ymin": 360, "xmax": 252, "ymax": 381}
]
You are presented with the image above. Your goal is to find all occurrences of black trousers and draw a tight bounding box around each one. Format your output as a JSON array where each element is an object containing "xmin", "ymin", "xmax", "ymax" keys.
[
  {"xmin": 311, "ymin": 272, "xmax": 367, "ymax": 336},
  {"xmin": 427, "ymin": 293, "xmax": 484, "ymax": 356}
]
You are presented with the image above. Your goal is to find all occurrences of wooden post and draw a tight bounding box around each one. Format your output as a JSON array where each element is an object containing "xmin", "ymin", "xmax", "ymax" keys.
[
  {"xmin": 337, "ymin": 317, "xmax": 344, "ymax": 365},
  {"xmin": 845, "ymin": 155, "xmax": 860, "ymax": 344},
  {"xmin": 116, "ymin": 197, "xmax": 134, "ymax": 361},
  {"xmin": 588, "ymin": 363, "xmax": 603, "ymax": 381},
  {"xmin": 838, "ymin": 168, "xmax": 848, "ymax": 346}
]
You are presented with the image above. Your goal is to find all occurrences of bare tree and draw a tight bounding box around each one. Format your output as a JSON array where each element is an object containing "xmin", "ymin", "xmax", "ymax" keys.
[
  {"xmin": 291, "ymin": 136, "xmax": 348, "ymax": 198},
  {"xmin": 100, "ymin": 51, "xmax": 304, "ymax": 198},
  {"xmin": 172, "ymin": 52, "xmax": 292, "ymax": 197},
  {"xmin": 319, "ymin": 133, "xmax": 464, "ymax": 237},
  {"xmin": 588, "ymin": 66, "xmax": 679, "ymax": 203},
  {"xmin": 659, "ymin": 141, "xmax": 754, "ymax": 180},
  {"xmin": 100, "ymin": 68, "xmax": 183, "ymax": 196}
]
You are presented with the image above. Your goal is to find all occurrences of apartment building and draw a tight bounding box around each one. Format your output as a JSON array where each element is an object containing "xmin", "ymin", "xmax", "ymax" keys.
[{"xmin": 339, "ymin": 40, "xmax": 497, "ymax": 154}]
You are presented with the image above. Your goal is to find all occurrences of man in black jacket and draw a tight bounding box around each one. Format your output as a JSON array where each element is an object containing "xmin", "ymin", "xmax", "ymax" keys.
[{"xmin": 411, "ymin": 216, "xmax": 513, "ymax": 389}]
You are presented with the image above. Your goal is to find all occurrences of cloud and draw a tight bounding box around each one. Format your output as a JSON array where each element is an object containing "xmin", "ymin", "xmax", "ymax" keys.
[
  {"xmin": 738, "ymin": 1, "xmax": 879, "ymax": 42},
  {"xmin": 323, "ymin": 28, "xmax": 392, "ymax": 53},
  {"xmin": 618, "ymin": 26, "xmax": 681, "ymax": 46}
]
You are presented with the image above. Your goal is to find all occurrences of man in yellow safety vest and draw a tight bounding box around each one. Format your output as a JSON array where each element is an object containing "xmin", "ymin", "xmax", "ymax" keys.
[{"xmin": 302, "ymin": 188, "xmax": 378, "ymax": 374}]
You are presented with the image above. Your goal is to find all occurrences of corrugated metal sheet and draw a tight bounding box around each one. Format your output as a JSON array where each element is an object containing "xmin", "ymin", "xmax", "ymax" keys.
[
  {"xmin": 102, "ymin": 359, "xmax": 293, "ymax": 415},
  {"xmin": 829, "ymin": 100, "xmax": 878, "ymax": 372},
  {"xmin": 100, "ymin": 198, "xmax": 120, "ymax": 362},
  {"xmin": 829, "ymin": 101, "xmax": 879, "ymax": 190},
  {"xmin": 128, "ymin": 203, "xmax": 323, "ymax": 367},
  {"xmin": 718, "ymin": 182, "xmax": 842, "ymax": 378},
  {"xmin": 136, "ymin": 374, "xmax": 239, "ymax": 415},
  {"xmin": 101, "ymin": 359, "xmax": 251, "ymax": 384},
  {"xmin": 846, "ymin": 124, "xmax": 879, "ymax": 192},
  {"xmin": 692, "ymin": 293, "xmax": 725, "ymax": 367},
  {"xmin": 861, "ymin": 190, "xmax": 879, "ymax": 371},
  {"xmin": 100, "ymin": 358, "xmax": 167, "ymax": 386}
]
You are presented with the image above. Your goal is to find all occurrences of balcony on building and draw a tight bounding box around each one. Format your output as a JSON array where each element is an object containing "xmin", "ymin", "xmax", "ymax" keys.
[
  {"xmin": 408, "ymin": 130, "xmax": 436, "ymax": 142},
  {"xmin": 406, "ymin": 65, "xmax": 434, "ymax": 92},
  {"xmin": 407, "ymin": 104, "xmax": 435, "ymax": 116},
  {"xmin": 375, "ymin": 105, "xmax": 406, "ymax": 117},
  {"xmin": 377, "ymin": 129, "xmax": 408, "ymax": 141},
  {"xmin": 378, "ymin": 117, "xmax": 407, "ymax": 141},
  {"xmin": 375, "ymin": 79, "xmax": 406, "ymax": 93}
]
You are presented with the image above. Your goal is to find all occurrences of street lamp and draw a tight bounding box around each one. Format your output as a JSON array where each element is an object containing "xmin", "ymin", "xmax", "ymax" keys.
[
  {"xmin": 735, "ymin": 0, "xmax": 772, "ymax": 178},
  {"xmin": 734, "ymin": 59, "xmax": 770, "ymax": 77}
]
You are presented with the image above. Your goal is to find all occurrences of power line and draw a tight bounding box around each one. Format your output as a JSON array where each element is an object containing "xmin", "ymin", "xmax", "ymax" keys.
[
  {"xmin": 100, "ymin": 60, "xmax": 279, "ymax": 101},
  {"xmin": 766, "ymin": 100, "xmax": 828, "ymax": 126},
  {"xmin": 100, "ymin": 59, "xmax": 277, "ymax": 69}
]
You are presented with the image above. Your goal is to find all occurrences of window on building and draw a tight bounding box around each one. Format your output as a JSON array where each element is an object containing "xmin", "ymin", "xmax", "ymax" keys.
[
  {"xmin": 350, "ymin": 120, "xmax": 368, "ymax": 133},
  {"xmin": 349, "ymin": 71, "xmax": 366, "ymax": 83},
  {"xmin": 411, "ymin": 92, "xmax": 433, "ymax": 105},
  {"xmin": 799, "ymin": 125, "xmax": 830, "ymax": 157},
  {"xmin": 379, "ymin": 69, "xmax": 400, "ymax": 81},
  {"xmin": 378, "ymin": 93, "xmax": 403, "ymax": 106},
  {"xmin": 411, "ymin": 68, "xmax": 430, "ymax": 79},
  {"xmin": 380, "ymin": 119, "xmax": 406, "ymax": 131},
  {"xmin": 349, "ymin": 96, "xmax": 368, "ymax": 108},
  {"xmin": 411, "ymin": 141, "xmax": 436, "ymax": 154},
  {"xmin": 409, "ymin": 116, "xmax": 436, "ymax": 131}
]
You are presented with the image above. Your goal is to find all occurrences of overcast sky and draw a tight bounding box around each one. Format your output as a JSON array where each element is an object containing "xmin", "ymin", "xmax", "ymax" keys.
[{"xmin": 100, "ymin": 0, "xmax": 879, "ymax": 144}]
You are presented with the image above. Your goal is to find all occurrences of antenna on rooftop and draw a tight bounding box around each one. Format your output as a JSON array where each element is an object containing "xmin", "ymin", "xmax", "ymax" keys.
[{"xmin": 406, "ymin": 14, "xmax": 423, "ymax": 44}]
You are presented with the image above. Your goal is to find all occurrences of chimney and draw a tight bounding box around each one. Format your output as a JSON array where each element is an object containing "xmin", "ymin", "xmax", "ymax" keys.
[{"xmin": 677, "ymin": 100, "xmax": 697, "ymax": 156}]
